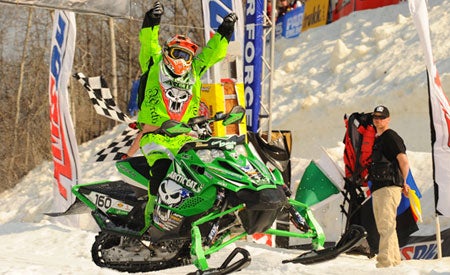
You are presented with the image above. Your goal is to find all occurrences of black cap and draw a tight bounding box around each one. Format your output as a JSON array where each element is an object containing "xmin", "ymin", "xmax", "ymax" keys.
[{"xmin": 373, "ymin": 105, "xmax": 390, "ymax": 118}]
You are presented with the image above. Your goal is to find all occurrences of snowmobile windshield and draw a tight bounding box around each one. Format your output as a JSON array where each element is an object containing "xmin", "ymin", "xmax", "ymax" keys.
[{"xmin": 178, "ymin": 135, "xmax": 245, "ymax": 153}]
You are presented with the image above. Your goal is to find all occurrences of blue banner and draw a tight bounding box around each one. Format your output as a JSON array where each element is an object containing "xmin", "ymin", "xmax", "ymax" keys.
[
  {"xmin": 204, "ymin": 0, "xmax": 235, "ymax": 41},
  {"xmin": 276, "ymin": 6, "xmax": 304, "ymax": 39},
  {"xmin": 127, "ymin": 79, "xmax": 139, "ymax": 116},
  {"xmin": 244, "ymin": 0, "xmax": 264, "ymax": 132}
]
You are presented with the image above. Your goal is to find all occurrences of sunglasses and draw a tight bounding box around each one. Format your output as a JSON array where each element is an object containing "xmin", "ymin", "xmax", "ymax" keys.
[
  {"xmin": 373, "ymin": 115, "xmax": 387, "ymax": 120},
  {"xmin": 169, "ymin": 48, "xmax": 193, "ymax": 62}
]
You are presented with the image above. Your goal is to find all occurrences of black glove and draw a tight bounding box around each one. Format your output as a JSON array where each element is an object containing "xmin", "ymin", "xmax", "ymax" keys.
[
  {"xmin": 217, "ymin": 12, "xmax": 238, "ymax": 42},
  {"xmin": 142, "ymin": 1, "xmax": 165, "ymax": 28}
]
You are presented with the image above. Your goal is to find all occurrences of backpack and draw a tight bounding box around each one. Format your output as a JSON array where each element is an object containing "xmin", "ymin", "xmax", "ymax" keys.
[
  {"xmin": 343, "ymin": 112, "xmax": 376, "ymax": 186},
  {"xmin": 137, "ymin": 57, "xmax": 154, "ymax": 110}
]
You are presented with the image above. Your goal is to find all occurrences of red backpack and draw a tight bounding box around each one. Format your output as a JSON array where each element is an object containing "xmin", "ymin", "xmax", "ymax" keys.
[{"xmin": 343, "ymin": 112, "xmax": 375, "ymax": 186}]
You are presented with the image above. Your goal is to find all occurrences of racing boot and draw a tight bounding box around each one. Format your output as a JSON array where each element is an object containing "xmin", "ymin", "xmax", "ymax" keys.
[
  {"xmin": 127, "ymin": 199, "xmax": 147, "ymax": 232},
  {"xmin": 144, "ymin": 194, "xmax": 157, "ymax": 229}
]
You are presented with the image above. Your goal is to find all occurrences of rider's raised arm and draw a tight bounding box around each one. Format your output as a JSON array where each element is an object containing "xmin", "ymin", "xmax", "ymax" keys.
[
  {"xmin": 194, "ymin": 13, "xmax": 238, "ymax": 77},
  {"xmin": 139, "ymin": 2, "xmax": 164, "ymax": 73}
]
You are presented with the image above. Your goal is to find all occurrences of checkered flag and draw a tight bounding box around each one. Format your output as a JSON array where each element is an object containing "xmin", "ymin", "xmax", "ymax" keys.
[
  {"xmin": 74, "ymin": 72, "xmax": 133, "ymax": 123},
  {"xmin": 94, "ymin": 128, "xmax": 140, "ymax": 162}
]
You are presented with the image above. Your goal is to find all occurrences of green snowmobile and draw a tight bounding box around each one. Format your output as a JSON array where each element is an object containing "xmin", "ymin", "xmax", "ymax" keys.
[{"xmin": 70, "ymin": 106, "xmax": 332, "ymax": 274}]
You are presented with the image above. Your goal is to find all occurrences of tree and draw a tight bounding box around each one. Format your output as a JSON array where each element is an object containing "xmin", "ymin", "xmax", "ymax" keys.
[{"xmin": 0, "ymin": 0, "xmax": 206, "ymax": 191}]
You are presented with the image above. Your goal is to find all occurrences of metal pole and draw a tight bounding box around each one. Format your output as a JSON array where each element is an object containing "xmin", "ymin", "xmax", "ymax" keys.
[
  {"xmin": 109, "ymin": 17, "xmax": 118, "ymax": 126},
  {"xmin": 267, "ymin": 0, "xmax": 276, "ymax": 143}
]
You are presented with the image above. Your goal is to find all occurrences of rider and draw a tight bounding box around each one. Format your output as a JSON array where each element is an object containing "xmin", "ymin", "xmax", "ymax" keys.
[{"xmin": 135, "ymin": 1, "xmax": 237, "ymax": 228}]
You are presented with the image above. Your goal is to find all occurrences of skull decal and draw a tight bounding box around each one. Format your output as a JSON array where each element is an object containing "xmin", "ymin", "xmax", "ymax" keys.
[
  {"xmin": 155, "ymin": 179, "xmax": 189, "ymax": 223},
  {"xmin": 159, "ymin": 63, "xmax": 195, "ymax": 121},
  {"xmin": 159, "ymin": 179, "xmax": 183, "ymax": 205},
  {"xmin": 165, "ymin": 87, "xmax": 190, "ymax": 114}
]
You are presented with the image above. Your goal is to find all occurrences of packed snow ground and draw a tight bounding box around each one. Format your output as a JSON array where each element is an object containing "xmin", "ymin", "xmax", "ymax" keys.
[{"xmin": 1, "ymin": 1, "xmax": 450, "ymax": 274}]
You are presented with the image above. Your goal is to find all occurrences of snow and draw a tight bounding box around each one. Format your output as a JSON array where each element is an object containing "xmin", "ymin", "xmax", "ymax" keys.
[{"xmin": 1, "ymin": 1, "xmax": 450, "ymax": 274}]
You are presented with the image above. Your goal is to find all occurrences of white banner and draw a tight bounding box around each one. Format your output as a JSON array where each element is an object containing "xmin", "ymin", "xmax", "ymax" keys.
[
  {"xmin": 49, "ymin": 10, "xmax": 80, "ymax": 212},
  {"xmin": 201, "ymin": 0, "xmax": 244, "ymax": 83},
  {"xmin": 409, "ymin": 0, "xmax": 450, "ymax": 216},
  {"xmin": 202, "ymin": 0, "xmax": 244, "ymax": 43}
]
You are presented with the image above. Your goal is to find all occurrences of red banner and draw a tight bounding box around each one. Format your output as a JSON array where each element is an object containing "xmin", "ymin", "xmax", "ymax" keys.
[
  {"xmin": 355, "ymin": 0, "xmax": 400, "ymax": 11},
  {"xmin": 332, "ymin": 0, "xmax": 355, "ymax": 21},
  {"xmin": 332, "ymin": 0, "xmax": 400, "ymax": 22}
]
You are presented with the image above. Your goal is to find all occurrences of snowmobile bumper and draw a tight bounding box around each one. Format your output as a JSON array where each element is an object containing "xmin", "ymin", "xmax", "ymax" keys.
[
  {"xmin": 288, "ymin": 198, "xmax": 326, "ymax": 250},
  {"xmin": 190, "ymin": 203, "xmax": 246, "ymax": 271},
  {"xmin": 190, "ymin": 199, "xmax": 327, "ymax": 272}
]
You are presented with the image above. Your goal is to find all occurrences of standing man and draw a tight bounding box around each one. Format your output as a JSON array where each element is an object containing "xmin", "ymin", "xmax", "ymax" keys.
[{"xmin": 369, "ymin": 105, "xmax": 410, "ymax": 268}]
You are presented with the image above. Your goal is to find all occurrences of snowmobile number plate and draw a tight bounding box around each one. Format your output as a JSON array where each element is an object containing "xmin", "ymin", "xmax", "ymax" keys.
[{"xmin": 87, "ymin": 192, "xmax": 133, "ymax": 215}]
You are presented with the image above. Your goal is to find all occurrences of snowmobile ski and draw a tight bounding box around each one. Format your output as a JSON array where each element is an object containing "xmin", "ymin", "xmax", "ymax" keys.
[
  {"xmin": 188, "ymin": 247, "xmax": 251, "ymax": 275},
  {"xmin": 282, "ymin": 224, "xmax": 367, "ymax": 265},
  {"xmin": 44, "ymin": 198, "xmax": 90, "ymax": 217}
]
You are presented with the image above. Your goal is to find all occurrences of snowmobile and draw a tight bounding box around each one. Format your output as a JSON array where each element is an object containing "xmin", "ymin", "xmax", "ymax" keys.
[{"xmin": 68, "ymin": 106, "xmax": 339, "ymax": 274}]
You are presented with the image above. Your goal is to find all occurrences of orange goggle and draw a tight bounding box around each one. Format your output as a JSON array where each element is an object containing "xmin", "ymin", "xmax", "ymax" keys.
[{"xmin": 168, "ymin": 47, "xmax": 194, "ymax": 62}]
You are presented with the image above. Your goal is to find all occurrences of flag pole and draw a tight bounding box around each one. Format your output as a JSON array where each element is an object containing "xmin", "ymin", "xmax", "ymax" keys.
[{"xmin": 435, "ymin": 214, "xmax": 442, "ymax": 258}]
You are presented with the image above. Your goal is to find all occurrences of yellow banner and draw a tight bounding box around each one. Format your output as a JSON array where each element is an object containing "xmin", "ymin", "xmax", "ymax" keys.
[
  {"xmin": 302, "ymin": 0, "xmax": 329, "ymax": 32},
  {"xmin": 201, "ymin": 80, "xmax": 247, "ymax": 137}
]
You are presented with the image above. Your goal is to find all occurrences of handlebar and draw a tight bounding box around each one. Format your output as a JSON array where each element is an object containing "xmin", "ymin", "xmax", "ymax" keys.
[{"xmin": 149, "ymin": 105, "xmax": 245, "ymax": 139}]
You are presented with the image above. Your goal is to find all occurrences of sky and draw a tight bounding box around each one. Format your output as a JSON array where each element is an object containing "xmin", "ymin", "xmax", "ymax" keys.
[{"xmin": 1, "ymin": 0, "xmax": 450, "ymax": 274}]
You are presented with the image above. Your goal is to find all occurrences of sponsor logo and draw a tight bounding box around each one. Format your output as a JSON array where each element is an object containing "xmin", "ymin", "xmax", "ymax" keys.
[
  {"xmin": 442, "ymin": 106, "xmax": 450, "ymax": 147},
  {"xmin": 401, "ymin": 241, "xmax": 438, "ymax": 260},
  {"xmin": 244, "ymin": 23, "xmax": 255, "ymax": 127},
  {"xmin": 211, "ymin": 139, "xmax": 237, "ymax": 150},
  {"xmin": 168, "ymin": 171, "xmax": 203, "ymax": 193},
  {"xmin": 433, "ymin": 73, "xmax": 450, "ymax": 147},
  {"xmin": 244, "ymin": 0, "xmax": 263, "ymax": 130},
  {"xmin": 49, "ymin": 13, "xmax": 72, "ymax": 200},
  {"xmin": 206, "ymin": 0, "xmax": 234, "ymax": 40},
  {"xmin": 303, "ymin": 5, "xmax": 322, "ymax": 28},
  {"xmin": 335, "ymin": 0, "xmax": 352, "ymax": 13},
  {"xmin": 285, "ymin": 11, "xmax": 303, "ymax": 38}
]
